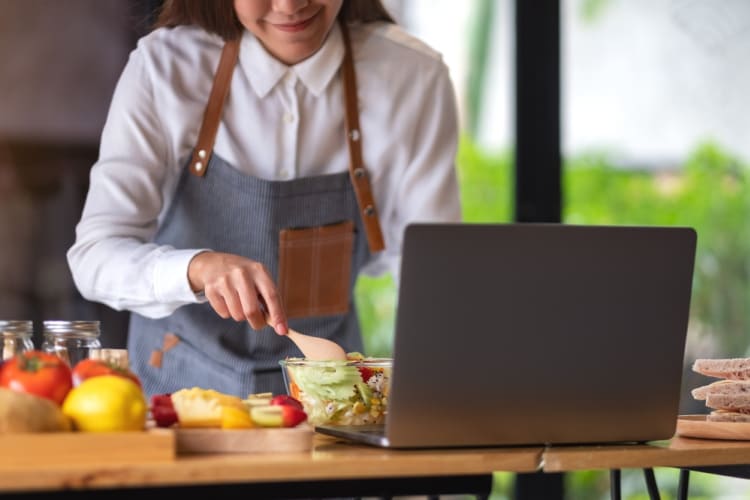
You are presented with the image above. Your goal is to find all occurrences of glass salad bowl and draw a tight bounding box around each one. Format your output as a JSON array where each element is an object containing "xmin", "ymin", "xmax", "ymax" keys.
[{"xmin": 279, "ymin": 353, "xmax": 392, "ymax": 426}]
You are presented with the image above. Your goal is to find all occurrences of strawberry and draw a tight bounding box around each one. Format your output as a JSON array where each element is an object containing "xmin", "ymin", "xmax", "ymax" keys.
[
  {"xmin": 150, "ymin": 393, "xmax": 179, "ymax": 427},
  {"xmin": 270, "ymin": 394, "xmax": 304, "ymax": 411},
  {"xmin": 278, "ymin": 404, "xmax": 307, "ymax": 427},
  {"xmin": 151, "ymin": 393, "xmax": 172, "ymax": 407}
]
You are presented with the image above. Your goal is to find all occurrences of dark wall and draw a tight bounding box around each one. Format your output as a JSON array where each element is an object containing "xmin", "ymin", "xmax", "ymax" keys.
[{"xmin": 0, "ymin": 0, "xmax": 160, "ymax": 347}]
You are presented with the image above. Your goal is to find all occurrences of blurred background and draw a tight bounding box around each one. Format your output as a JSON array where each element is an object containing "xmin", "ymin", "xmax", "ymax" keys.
[
  {"xmin": 0, "ymin": 0, "xmax": 156, "ymax": 349},
  {"xmin": 2, "ymin": 0, "xmax": 750, "ymax": 498}
]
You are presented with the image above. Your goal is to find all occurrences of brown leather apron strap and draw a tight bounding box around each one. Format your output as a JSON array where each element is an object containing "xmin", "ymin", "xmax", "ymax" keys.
[
  {"xmin": 339, "ymin": 20, "xmax": 385, "ymax": 253},
  {"xmin": 189, "ymin": 38, "xmax": 240, "ymax": 177},
  {"xmin": 190, "ymin": 24, "xmax": 385, "ymax": 252}
]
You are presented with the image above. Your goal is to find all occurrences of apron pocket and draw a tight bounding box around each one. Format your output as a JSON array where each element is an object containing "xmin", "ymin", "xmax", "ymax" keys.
[{"xmin": 278, "ymin": 220, "xmax": 354, "ymax": 319}]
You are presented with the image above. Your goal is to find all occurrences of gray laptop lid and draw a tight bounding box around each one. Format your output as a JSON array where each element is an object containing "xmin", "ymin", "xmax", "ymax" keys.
[{"xmin": 319, "ymin": 223, "xmax": 697, "ymax": 448}]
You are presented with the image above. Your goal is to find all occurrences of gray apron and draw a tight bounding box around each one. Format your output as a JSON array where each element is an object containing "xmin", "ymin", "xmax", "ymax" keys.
[{"xmin": 128, "ymin": 22, "xmax": 384, "ymax": 399}]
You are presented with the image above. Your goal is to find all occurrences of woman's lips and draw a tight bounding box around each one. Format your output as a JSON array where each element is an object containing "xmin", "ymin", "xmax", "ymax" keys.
[{"xmin": 271, "ymin": 14, "xmax": 316, "ymax": 33}]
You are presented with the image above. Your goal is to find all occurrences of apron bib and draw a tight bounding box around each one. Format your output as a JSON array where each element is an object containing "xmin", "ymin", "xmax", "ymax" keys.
[{"xmin": 128, "ymin": 21, "xmax": 384, "ymax": 399}]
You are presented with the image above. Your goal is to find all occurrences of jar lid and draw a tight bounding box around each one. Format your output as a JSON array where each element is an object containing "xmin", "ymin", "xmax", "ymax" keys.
[
  {"xmin": 43, "ymin": 320, "xmax": 100, "ymax": 336},
  {"xmin": 0, "ymin": 320, "xmax": 33, "ymax": 336}
]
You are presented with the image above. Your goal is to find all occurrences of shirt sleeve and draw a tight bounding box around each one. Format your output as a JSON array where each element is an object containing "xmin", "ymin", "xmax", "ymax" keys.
[
  {"xmin": 66, "ymin": 45, "xmax": 209, "ymax": 318},
  {"xmin": 362, "ymin": 56, "xmax": 463, "ymax": 286}
]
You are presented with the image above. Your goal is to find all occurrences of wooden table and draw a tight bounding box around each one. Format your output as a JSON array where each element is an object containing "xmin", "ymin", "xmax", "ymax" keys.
[
  {"xmin": 4, "ymin": 433, "xmax": 750, "ymax": 499},
  {"xmin": 543, "ymin": 436, "xmax": 750, "ymax": 500},
  {"xmin": 0, "ymin": 434, "xmax": 543, "ymax": 499},
  {"xmin": 543, "ymin": 435, "xmax": 750, "ymax": 472}
]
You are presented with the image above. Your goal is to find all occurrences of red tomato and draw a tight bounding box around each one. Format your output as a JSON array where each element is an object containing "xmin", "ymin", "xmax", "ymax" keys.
[
  {"xmin": 71, "ymin": 358, "xmax": 142, "ymax": 388},
  {"xmin": 0, "ymin": 350, "xmax": 73, "ymax": 405},
  {"xmin": 358, "ymin": 367, "xmax": 376, "ymax": 383}
]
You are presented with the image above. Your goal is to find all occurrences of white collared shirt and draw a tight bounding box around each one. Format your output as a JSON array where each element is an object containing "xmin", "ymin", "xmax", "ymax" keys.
[{"xmin": 67, "ymin": 22, "xmax": 461, "ymax": 318}]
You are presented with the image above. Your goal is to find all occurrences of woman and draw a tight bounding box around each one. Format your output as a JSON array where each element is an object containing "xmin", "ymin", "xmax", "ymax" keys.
[{"xmin": 67, "ymin": 0, "xmax": 461, "ymax": 398}]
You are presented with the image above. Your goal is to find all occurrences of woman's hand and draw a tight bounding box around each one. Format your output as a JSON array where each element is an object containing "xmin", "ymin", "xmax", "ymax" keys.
[{"xmin": 187, "ymin": 251, "xmax": 288, "ymax": 334}]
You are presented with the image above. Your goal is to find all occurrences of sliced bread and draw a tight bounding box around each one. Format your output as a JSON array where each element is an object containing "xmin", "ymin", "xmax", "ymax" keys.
[
  {"xmin": 693, "ymin": 358, "xmax": 750, "ymax": 380},
  {"xmin": 705, "ymin": 393, "xmax": 750, "ymax": 412},
  {"xmin": 707, "ymin": 410, "xmax": 750, "ymax": 423},
  {"xmin": 691, "ymin": 379, "xmax": 750, "ymax": 400}
]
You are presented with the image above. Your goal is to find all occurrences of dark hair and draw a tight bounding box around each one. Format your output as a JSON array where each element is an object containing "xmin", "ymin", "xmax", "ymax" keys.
[{"xmin": 154, "ymin": 0, "xmax": 395, "ymax": 41}]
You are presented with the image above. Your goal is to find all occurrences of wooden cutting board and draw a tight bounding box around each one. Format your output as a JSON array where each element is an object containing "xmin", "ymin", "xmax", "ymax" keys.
[
  {"xmin": 175, "ymin": 424, "xmax": 314, "ymax": 454},
  {"xmin": 0, "ymin": 428, "xmax": 175, "ymax": 467},
  {"xmin": 0, "ymin": 425, "xmax": 313, "ymax": 466},
  {"xmin": 676, "ymin": 414, "xmax": 750, "ymax": 440}
]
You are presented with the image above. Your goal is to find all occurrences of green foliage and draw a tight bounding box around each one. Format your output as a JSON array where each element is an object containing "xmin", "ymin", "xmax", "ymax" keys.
[
  {"xmin": 489, "ymin": 471, "xmax": 515, "ymax": 499},
  {"xmin": 457, "ymin": 134, "xmax": 513, "ymax": 223},
  {"xmin": 579, "ymin": 0, "xmax": 614, "ymax": 23},
  {"xmin": 565, "ymin": 469, "xmax": 613, "ymax": 500},
  {"xmin": 465, "ymin": 0, "xmax": 497, "ymax": 138},
  {"xmin": 354, "ymin": 273, "xmax": 396, "ymax": 358}
]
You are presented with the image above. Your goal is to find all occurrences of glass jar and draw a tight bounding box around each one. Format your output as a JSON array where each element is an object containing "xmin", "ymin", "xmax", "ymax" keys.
[
  {"xmin": 42, "ymin": 320, "xmax": 102, "ymax": 367},
  {"xmin": 0, "ymin": 320, "xmax": 34, "ymax": 361}
]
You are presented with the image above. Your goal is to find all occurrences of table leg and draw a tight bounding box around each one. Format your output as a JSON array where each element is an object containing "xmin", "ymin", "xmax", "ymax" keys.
[
  {"xmin": 643, "ymin": 468, "xmax": 661, "ymax": 500},
  {"xmin": 514, "ymin": 471, "xmax": 564, "ymax": 499},
  {"xmin": 677, "ymin": 469, "xmax": 690, "ymax": 500},
  {"xmin": 610, "ymin": 469, "xmax": 621, "ymax": 500}
]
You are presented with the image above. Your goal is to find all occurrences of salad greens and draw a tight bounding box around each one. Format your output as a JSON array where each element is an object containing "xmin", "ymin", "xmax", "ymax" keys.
[
  {"xmin": 282, "ymin": 355, "xmax": 391, "ymax": 426},
  {"xmin": 288, "ymin": 362, "xmax": 360, "ymax": 402}
]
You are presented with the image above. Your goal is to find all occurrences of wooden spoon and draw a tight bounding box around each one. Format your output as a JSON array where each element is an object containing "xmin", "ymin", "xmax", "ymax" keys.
[
  {"xmin": 285, "ymin": 328, "xmax": 348, "ymax": 361},
  {"xmin": 267, "ymin": 319, "xmax": 347, "ymax": 361}
]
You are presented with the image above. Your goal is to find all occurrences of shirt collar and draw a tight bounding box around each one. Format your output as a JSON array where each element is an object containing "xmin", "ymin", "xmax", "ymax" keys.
[{"xmin": 238, "ymin": 23, "xmax": 345, "ymax": 98}]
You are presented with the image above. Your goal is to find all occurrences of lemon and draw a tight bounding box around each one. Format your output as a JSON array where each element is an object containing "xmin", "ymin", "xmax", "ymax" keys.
[{"xmin": 62, "ymin": 375, "xmax": 147, "ymax": 432}]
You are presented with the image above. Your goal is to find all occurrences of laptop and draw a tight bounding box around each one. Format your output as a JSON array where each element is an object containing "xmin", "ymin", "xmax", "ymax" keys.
[{"xmin": 316, "ymin": 222, "xmax": 697, "ymax": 448}]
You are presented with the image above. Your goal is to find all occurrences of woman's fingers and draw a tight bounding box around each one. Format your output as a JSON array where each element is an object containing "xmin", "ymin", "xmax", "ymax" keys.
[
  {"xmin": 239, "ymin": 263, "xmax": 287, "ymax": 333},
  {"xmin": 204, "ymin": 286, "xmax": 231, "ymax": 319},
  {"xmin": 224, "ymin": 288, "xmax": 248, "ymax": 323},
  {"xmin": 255, "ymin": 280, "xmax": 288, "ymax": 335},
  {"xmin": 192, "ymin": 252, "xmax": 287, "ymax": 331},
  {"xmin": 235, "ymin": 282, "xmax": 266, "ymax": 329},
  {"xmin": 203, "ymin": 271, "xmax": 245, "ymax": 322}
]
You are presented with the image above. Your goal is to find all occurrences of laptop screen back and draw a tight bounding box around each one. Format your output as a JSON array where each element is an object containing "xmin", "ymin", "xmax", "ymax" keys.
[{"xmin": 383, "ymin": 223, "xmax": 696, "ymax": 448}]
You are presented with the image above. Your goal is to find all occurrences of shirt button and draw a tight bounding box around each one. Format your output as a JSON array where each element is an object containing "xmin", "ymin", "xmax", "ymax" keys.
[
  {"xmin": 283, "ymin": 113, "xmax": 295, "ymax": 124},
  {"xmin": 280, "ymin": 169, "xmax": 290, "ymax": 179}
]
